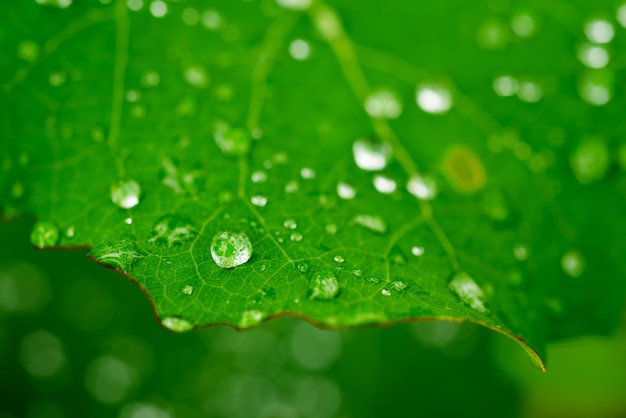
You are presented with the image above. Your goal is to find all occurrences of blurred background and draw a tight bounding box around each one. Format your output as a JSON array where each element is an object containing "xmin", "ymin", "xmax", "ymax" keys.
[{"xmin": 1, "ymin": 217, "xmax": 625, "ymax": 418}]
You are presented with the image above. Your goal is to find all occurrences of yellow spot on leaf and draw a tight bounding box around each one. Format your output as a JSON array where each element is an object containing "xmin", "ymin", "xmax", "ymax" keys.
[{"xmin": 442, "ymin": 145, "xmax": 486, "ymax": 193}]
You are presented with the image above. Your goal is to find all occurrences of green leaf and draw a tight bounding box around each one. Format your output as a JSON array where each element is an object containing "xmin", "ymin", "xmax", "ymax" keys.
[{"xmin": 2, "ymin": 0, "xmax": 626, "ymax": 370}]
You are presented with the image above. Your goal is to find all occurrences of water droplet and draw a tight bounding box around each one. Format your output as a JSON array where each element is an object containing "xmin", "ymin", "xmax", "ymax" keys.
[
  {"xmin": 201, "ymin": 9, "xmax": 222, "ymax": 30},
  {"xmin": 325, "ymin": 223, "xmax": 338, "ymax": 234},
  {"xmin": 161, "ymin": 316, "xmax": 193, "ymax": 333},
  {"xmin": 373, "ymin": 174, "xmax": 396, "ymax": 194},
  {"xmin": 35, "ymin": 0, "xmax": 72, "ymax": 9},
  {"xmin": 352, "ymin": 138, "xmax": 392, "ymax": 171},
  {"xmin": 578, "ymin": 44, "xmax": 609, "ymax": 69},
  {"xmin": 570, "ymin": 137, "xmax": 610, "ymax": 184},
  {"xmin": 407, "ymin": 173, "xmax": 437, "ymax": 200},
  {"xmin": 416, "ymin": 83, "xmax": 452, "ymax": 114},
  {"xmin": 283, "ymin": 219, "xmax": 298, "ymax": 230},
  {"xmin": 618, "ymin": 4, "xmax": 626, "ymax": 28},
  {"xmin": 89, "ymin": 240, "xmax": 147, "ymax": 273},
  {"xmin": 561, "ymin": 250, "xmax": 585, "ymax": 277},
  {"xmin": 300, "ymin": 167, "xmax": 316, "ymax": 179},
  {"xmin": 239, "ymin": 310, "xmax": 264, "ymax": 328},
  {"xmin": 411, "ymin": 246, "xmax": 425, "ymax": 256},
  {"xmin": 148, "ymin": 214, "xmax": 198, "ymax": 247},
  {"xmin": 64, "ymin": 225, "xmax": 76, "ymax": 239},
  {"xmin": 367, "ymin": 277, "xmax": 380, "ymax": 284},
  {"xmin": 213, "ymin": 121, "xmax": 251, "ymax": 157},
  {"xmin": 125, "ymin": 89, "xmax": 141, "ymax": 102},
  {"xmin": 352, "ymin": 214, "xmax": 387, "ymax": 234},
  {"xmin": 364, "ymin": 88, "xmax": 403, "ymax": 119},
  {"xmin": 110, "ymin": 179, "xmax": 141, "ymax": 209},
  {"xmin": 183, "ymin": 65, "xmax": 209, "ymax": 88},
  {"xmin": 511, "ymin": 12, "xmax": 536, "ymax": 38},
  {"xmin": 517, "ymin": 81, "xmax": 543, "ymax": 103},
  {"xmin": 352, "ymin": 269, "xmax": 362, "ymax": 277},
  {"xmin": 48, "ymin": 70, "xmax": 67, "ymax": 87},
  {"xmin": 251, "ymin": 195, "xmax": 268, "ymax": 207},
  {"xmin": 388, "ymin": 280, "xmax": 407, "ymax": 292},
  {"xmin": 309, "ymin": 269, "xmax": 339, "ymax": 300},
  {"xmin": 124, "ymin": 217, "xmax": 133, "ymax": 225},
  {"xmin": 276, "ymin": 0, "xmax": 311, "ymax": 9},
  {"xmin": 17, "ymin": 40, "xmax": 40, "ymax": 62},
  {"xmin": 449, "ymin": 272, "xmax": 489, "ymax": 313},
  {"xmin": 513, "ymin": 243, "xmax": 529, "ymax": 260},
  {"xmin": 337, "ymin": 182, "xmax": 356, "ymax": 199},
  {"xmin": 290, "ymin": 232, "xmax": 303, "ymax": 242},
  {"xmin": 149, "ymin": 0, "xmax": 167, "ymax": 18},
  {"xmin": 140, "ymin": 70, "xmax": 160, "ymax": 87},
  {"xmin": 285, "ymin": 180, "xmax": 300, "ymax": 193},
  {"xmin": 585, "ymin": 19, "xmax": 614, "ymax": 44},
  {"xmin": 289, "ymin": 38, "xmax": 311, "ymax": 60},
  {"xmin": 127, "ymin": 0, "xmax": 143, "ymax": 12},
  {"xmin": 181, "ymin": 7, "xmax": 199, "ymax": 25},
  {"xmin": 578, "ymin": 70, "xmax": 613, "ymax": 106},
  {"xmin": 333, "ymin": 255, "xmax": 345, "ymax": 263},
  {"xmin": 251, "ymin": 170, "xmax": 267, "ymax": 183},
  {"xmin": 182, "ymin": 285, "xmax": 194, "ymax": 295},
  {"xmin": 381, "ymin": 289, "xmax": 391, "ymax": 297},
  {"xmin": 493, "ymin": 75, "xmax": 519, "ymax": 97},
  {"xmin": 30, "ymin": 221, "xmax": 59, "ymax": 249},
  {"xmin": 296, "ymin": 261, "xmax": 311, "ymax": 274},
  {"xmin": 210, "ymin": 231, "xmax": 252, "ymax": 269}
]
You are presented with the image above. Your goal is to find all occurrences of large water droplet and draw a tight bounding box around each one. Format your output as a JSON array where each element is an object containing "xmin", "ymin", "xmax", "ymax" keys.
[
  {"xmin": 149, "ymin": 0, "xmax": 167, "ymax": 18},
  {"xmin": 148, "ymin": 215, "xmax": 198, "ymax": 248},
  {"xmin": 213, "ymin": 122, "xmax": 251, "ymax": 156},
  {"xmin": 561, "ymin": 250, "xmax": 585, "ymax": 277},
  {"xmin": 111, "ymin": 180, "xmax": 141, "ymax": 209},
  {"xmin": 416, "ymin": 83, "xmax": 452, "ymax": 114},
  {"xmin": 161, "ymin": 316, "xmax": 193, "ymax": 333},
  {"xmin": 364, "ymin": 88, "xmax": 403, "ymax": 119},
  {"xmin": 30, "ymin": 221, "xmax": 59, "ymax": 249},
  {"xmin": 35, "ymin": 0, "xmax": 72, "ymax": 9},
  {"xmin": 407, "ymin": 173, "xmax": 437, "ymax": 200},
  {"xmin": 584, "ymin": 19, "xmax": 614, "ymax": 44},
  {"xmin": 238, "ymin": 310, "xmax": 264, "ymax": 328},
  {"xmin": 352, "ymin": 138, "xmax": 392, "ymax": 171},
  {"xmin": 570, "ymin": 137, "xmax": 610, "ymax": 184},
  {"xmin": 210, "ymin": 231, "xmax": 252, "ymax": 269},
  {"xmin": 352, "ymin": 214, "xmax": 387, "ymax": 234},
  {"xmin": 89, "ymin": 240, "xmax": 147, "ymax": 273},
  {"xmin": 309, "ymin": 269, "xmax": 339, "ymax": 300},
  {"xmin": 448, "ymin": 272, "xmax": 489, "ymax": 313}
]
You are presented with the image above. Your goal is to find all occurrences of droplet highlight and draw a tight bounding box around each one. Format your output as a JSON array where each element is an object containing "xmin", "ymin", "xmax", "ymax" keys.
[{"xmin": 210, "ymin": 231, "xmax": 252, "ymax": 269}]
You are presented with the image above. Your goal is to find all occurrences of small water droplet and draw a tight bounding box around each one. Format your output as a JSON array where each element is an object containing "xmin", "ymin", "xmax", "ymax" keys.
[
  {"xmin": 367, "ymin": 277, "xmax": 380, "ymax": 284},
  {"xmin": 35, "ymin": 0, "xmax": 72, "ymax": 9},
  {"xmin": 110, "ymin": 179, "xmax": 141, "ymax": 209},
  {"xmin": 477, "ymin": 19, "xmax": 509, "ymax": 50},
  {"xmin": 213, "ymin": 121, "xmax": 251, "ymax": 157},
  {"xmin": 513, "ymin": 243, "xmax": 529, "ymax": 261},
  {"xmin": 352, "ymin": 214, "xmax": 387, "ymax": 234},
  {"xmin": 570, "ymin": 137, "xmax": 610, "ymax": 184},
  {"xmin": 585, "ymin": 19, "xmax": 614, "ymax": 44},
  {"xmin": 325, "ymin": 223, "xmax": 338, "ymax": 234},
  {"xmin": 381, "ymin": 289, "xmax": 392, "ymax": 297},
  {"xmin": 337, "ymin": 182, "xmax": 356, "ymax": 199},
  {"xmin": 276, "ymin": 0, "xmax": 311, "ymax": 9},
  {"xmin": 372, "ymin": 174, "xmax": 396, "ymax": 194},
  {"xmin": 30, "ymin": 221, "xmax": 59, "ymax": 249},
  {"xmin": 64, "ymin": 225, "xmax": 76, "ymax": 239},
  {"xmin": 493, "ymin": 75, "xmax": 519, "ymax": 97},
  {"xmin": 124, "ymin": 217, "xmax": 133, "ymax": 225},
  {"xmin": 289, "ymin": 38, "xmax": 311, "ymax": 60},
  {"xmin": 239, "ymin": 310, "xmax": 264, "ymax": 328},
  {"xmin": 511, "ymin": 12, "xmax": 536, "ymax": 38},
  {"xmin": 333, "ymin": 255, "xmax": 345, "ymax": 264},
  {"xmin": 251, "ymin": 195, "xmax": 268, "ymax": 207},
  {"xmin": 285, "ymin": 180, "xmax": 300, "ymax": 193},
  {"xmin": 202, "ymin": 9, "xmax": 222, "ymax": 30},
  {"xmin": 161, "ymin": 316, "xmax": 193, "ymax": 333},
  {"xmin": 353, "ymin": 138, "xmax": 392, "ymax": 171},
  {"xmin": 561, "ymin": 250, "xmax": 585, "ymax": 277},
  {"xmin": 296, "ymin": 261, "xmax": 311, "ymax": 274},
  {"xmin": 181, "ymin": 7, "xmax": 200, "ymax": 25},
  {"xmin": 407, "ymin": 173, "xmax": 437, "ymax": 200},
  {"xmin": 149, "ymin": 0, "xmax": 168, "ymax": 18},
  {"xmin": 449, "ymin": 272, "xmax": 489, "ymax": 313},
  {"xmin": 352, "ymin": 269, "xmax": 362, "ymax": 277},
  {"xmin": 300, "ymin": 167, "xmax": 316, "ymax": 179},
  {"xmin": 127, "ymin": 0, "xmax": 143, "ymax": 11},
  {"xmin": 416, "ymin": 83, "xmax": 452, "ymax": 114},
  {"xmin": 140, "ymin": 70, "xmax": 160, "ymax": 87},
  {"xmin": 89, "ymin": 240, "xmax": 147, "ymax": 273},
  {"xmin": 125, "ymin": 89, "xmax": 141, "ymax": 102},
  {"xmin": 48, "ymin": 70, "xmax": 67, "ymax": 87},
  {"xmin": 182, "ymin": 284, "xmax": 194, "ymax": 295},
  {"xmin": 210, "ymin": 231, "xmax": 252, "ymax": 269},
  {"xmin": 17, "ymin": 40, "xmax": 40, "ymax": 62},
  {"xmin": 365, "ymin": 88, "xmax": 403, "ymax": 119},
  {"xmin": 578, "ymin": 70, "xmax": 613, "ymax": 106},
  {"xmin": 283, "ymin": 219, "xmax": 298, "ymax": 230},
  {"xmin": 290, "ymin": 232, "xmax": 303, "ymax": 242},
  {"xmin": 251, "ymin": 170, "xmax": 267, "ymax": 183},
  {"xmin": 517, "ymin": 81, "xmax": 543, "ymax": 103},
  {"xmin": 389, "ymin": 280, "xmax": 407, "ymax": 292},
  {"xmin": 309, "ymin": 269, "xmax": 339, "ymax": 300},
  {"xmin": 411, "ymin": 246, "xmax": 425, "ymax": 256},
  {"xmin": 183, "ymin": 65, "xmax": 209, "ymax": 88},
  {"xmin": 149, "ymin": 214, "xmax": 198, "ymax": 248}
]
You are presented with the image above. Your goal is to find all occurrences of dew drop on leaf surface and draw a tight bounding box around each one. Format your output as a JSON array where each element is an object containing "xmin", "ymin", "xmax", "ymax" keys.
[
  {"xmin": 310, "ymin": 269, "xmax": 339, "ymax": 301},
  {"xmin": 30, "ymin": 221, "xmax": 59, "ymax": 249},
  {"xmin": 448, "ymin": 272, "xmax": 489, "ymax": 313},
  {"xmin": 161, "ymin": 316, "xmax": 194, "ymax": 333},
  {"xmin": 210, "ymin": 231, "xmax": 252, "ymax": 269},
  {"xmin": 110, "ymin": 180, "xmax": 141, "ymax": 209},
  {"xmin": 352, "ymin": 138, "xmax": 392, "ymax": 171}
]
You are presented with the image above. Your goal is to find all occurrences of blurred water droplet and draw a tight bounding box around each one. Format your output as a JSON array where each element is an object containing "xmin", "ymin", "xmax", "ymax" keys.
[
  {"xmin": 578, "ymin": 43, "xmax": 609, "ymax": 69},
  {"xmin": 517, "ymin": 81, "xmax": 542, "ymax": 103},
  {"xmin": 511, "ymin": 12, "xmax": 536, "ymax": 38},
  {"xmin": 570, "ymin": 137, "xmax": 610, "ymax": 184},
  {"xmin": 352, "ymin": 214, "xmax": 387, "ymax": 234},
  {"xmin": 149, "ymin": 0, "xmax": 167, "ymax": 18},
  {"xmin": 251, "ymin": 195, "xmax": 268, "ymax": 207},
  {"xmin": 183, "ymin": 65, "xmax": 209, "ymax": 88},
  {"xmin": 64, "ymin": 225, "xmax": 76, "ymax": 239},
  {"xmin": 381, "ymin": 289, "xmax": 391, "ymax": 296},
  {"xmin": 210, "ymin": 231, "xmax": 252, "ymax": 269},
  {"xmin": 584, "ymin": 19, "xmax": 614, "ymax": 44},
  {"xmin": 513, "ymin": 243, "xmax": 529, "ymax": 261},
  {"xmin": 283, "ymin": 219, "xmax": 298, "ymax": 230},
  {"xmin": 120, "ymin": 403, "xmax": 172, "ymax": 418},
  {"xmin": 325, "ymin": 223, "xmax": 338, "ymax": 234},
  {"xmin": 561, "ymin": 250, "xmax": 585, "ymax": 277},
  {"xmin": 310, "ymin": 269, "xmax": 339, "ymax": 300},
  {"xmin": 493, "ymin": 75, "xmax": 519, "ymax": 97},
  {"xmin": 20, "ymin": 330, "xmax": 65, "ymax": 377},
  {"xmin": 449, "ymin": 272, "xmax": 489, "ymax": 313},
  {"xmin": 182, "ymin": 285, "xmax": 194, "ymax": 295},
  {"xmin": 578, "ymin": 70, "xmax": 613, "ymax": 106},
  {"xmin": 337, "ymin": 182, "xmax": 356, "ymax": 199},
  {"xmin": 239, "ymin": 310, "xmax": 264, "ymax": 328},
  {"xmin": 618, "ymin": 4, "xmax": 626, "ymax": 28},
  {"xmin": 407, "ymin": 173, "xmax": 437, "ymax": 200},
  {"xmin": 373, "ymin": 174, "xmax": 396, "ymax": 194},
  {"xmin": 251, "ymin": 170, "xmax": 267, "ymax": 183},
  {"xmin": 416, "ymin": 83, "xmax": 452, "ymax": 113},
  {"xmin": 296, "ymin": 261, "xmax": 311, "ymax": 274},
  {"xmin": 276, "ymin": 0, "xmax": 311, "ymax": 9},
  {"xmin": 111, "ymin": 179, "xmax": 141, "ymax": 209},
  {"xmin": 411, "ymin": 246, "xmax": 425, "ymax": 256},
  {"xmin": 364, "ymin": 88, "xmax": 402, "ymax": 119},
  {"xmin": 333, "ymin": 255, "xmax": 345, "ymax": 264},
  {"xmin": 213, "ymin": 121, "xmax": 251, "ymax": 156},
  {"xmin": 17, "ymin": 40, "xmax": 40, "ymax": 62},
  {"xmin": 181, "ymin": 7, "xmax": 199, "ymax": 25},
  {"xmin": 367, "ymin": 277, "xmax": 380, "ymax": 284},
  {"xmin": 300, "ymin": 167, "xmax": 316, "ymax": 179},
  {"xmin": 124, "ymin": 217, "xmax": 133, "ymax": 225},
  {"xmin": 161, "ymin": 316, "xmax": 193, "ymax": 332},
  {"xmin": 149, "ymin": 214, "xmax": 198, "ymax": 247},
  {"xmin": 48, "ymin": 70, "xmax": 67, "ymax": 87},
  {"xmin": 89, "ymin": 240, "xmax": 146, "ymax": 273},
  {"xmin": 30, "ymin": 221, "xmax": 59, "ymax": 249},
  {"xmin": 289, "ymin": 38, "xmax": 311, "ymax": 60},
  {"xmin": 290, "ymin": 232, "xmax": 303, "ymax": 242},
  {"xmin": 140, "ymin": 70, "xmax": 160, "ymax": 87},
  {"xmin": 285, "ymin": 180, "xmax": 300, "ymax": 193},
  {"xmin": 352, "ymin": 269, "xmax": 362, "ymax": 277},
  {"xmin": 125, "ymin": 89, "xmax": 141, "ymax": 102},
  {"xmin": 35, "ymin": 0, "xmax": 72, "ymax": 9},
  {"xmin": 353, "ymin": 138, "xmax": 392, "ymax": 171}
]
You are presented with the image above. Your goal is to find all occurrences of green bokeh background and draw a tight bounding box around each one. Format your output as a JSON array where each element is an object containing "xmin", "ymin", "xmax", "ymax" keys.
[{"xmin": 1, "ymin": 217, "xmax": 625, "ymax": 418}]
